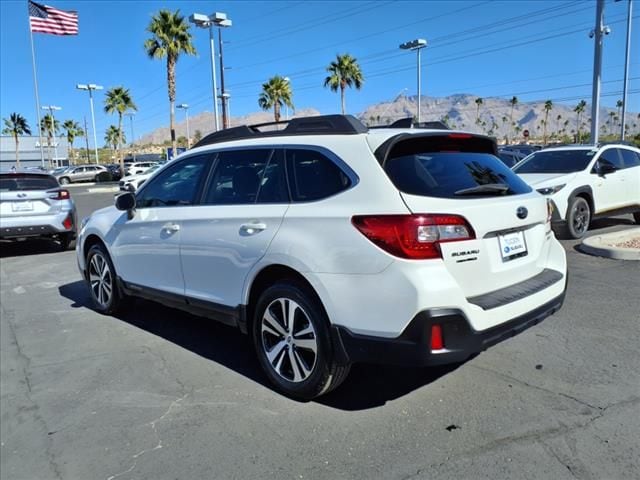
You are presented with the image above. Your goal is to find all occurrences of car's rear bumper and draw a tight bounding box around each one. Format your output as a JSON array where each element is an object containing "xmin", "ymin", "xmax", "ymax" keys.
[
  {"xmin": 331, "ymin": 285, "xmax": 566, "ymax": 367},
  {"xmin": 0, "ymin": 210, "xmax": 76, "ymax": 239}
]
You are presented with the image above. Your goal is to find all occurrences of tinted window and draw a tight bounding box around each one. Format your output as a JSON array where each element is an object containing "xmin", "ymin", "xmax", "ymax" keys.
[
  {"xmin": 256, "ymin": 150, "xmax": 288, "ymax": 204},
  {"xmin": 514, "ymin": 150, "xmax": 595, "ymax": 174},
  {"xmin": 0, "ymin": 174, "xmax": 58, "ymax": 191},
  {"xmin": 598, "ymin": 149, "xmax": 624, "ymax": 170},
  {"xmin": 618, "ymin": 149, "xmax": 640, "ymax": 168},
  {"xmin": 498, "ymin": 152, "xmax": 518, "ymax": 168},
  {"xmin": 137, "ymin": 155, "xmax": 209, "ymax": 208},
  {"xmin": 286, "ymin": 149, "xmax": 351, "ymax": 202},
  {"xmin": 386, "ymin": 152, "xmax": 531, "ymax": 198},
  {"xmin": 203, "ymin": 149, "xmax": 273, "ymax": 205}
]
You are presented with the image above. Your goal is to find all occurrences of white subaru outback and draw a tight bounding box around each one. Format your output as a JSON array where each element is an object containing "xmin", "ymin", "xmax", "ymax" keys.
[
  {"xmin": 76, "ymin": 115, "xmax": 567, "ymax": 399},
  {"xmin": 514, "ymin": 144, "xmax": 640, "ymax": 239}
]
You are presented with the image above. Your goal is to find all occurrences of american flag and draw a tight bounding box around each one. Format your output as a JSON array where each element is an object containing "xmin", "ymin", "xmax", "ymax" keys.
[{"xmin": 29, "ymin": 1, "xmax": 78, "ymax": 36}]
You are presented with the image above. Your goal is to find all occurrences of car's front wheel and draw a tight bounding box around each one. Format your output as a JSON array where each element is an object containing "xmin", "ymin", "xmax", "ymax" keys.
[
  {"xmin": 253, "ymin": 281, "xmax": 350, "ymax": 400},
  {"xmin": 86, "ymin": 244, "xmax": 128, "ymax": 315},
  {"xmin": 566, "ymin": 197, "xmax": 591, "ymax": 239}
]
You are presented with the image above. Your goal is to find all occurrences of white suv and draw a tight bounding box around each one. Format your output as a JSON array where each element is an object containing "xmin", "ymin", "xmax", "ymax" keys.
[
  {"xmin": 76, "ymin": 115, "xmax": 567, "ymax": 399},
  {"xmin": 514, "ymin": 144, "xmax": 640, "ymax": 238}
]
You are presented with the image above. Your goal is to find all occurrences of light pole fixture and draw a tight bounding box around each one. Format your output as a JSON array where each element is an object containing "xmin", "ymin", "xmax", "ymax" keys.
[
  {"xmin": 125, "ymin": 112, "xmax": 136, "ymax": 161},
  {"xmin": 176, "ymin": 103, "xmax": 190, "ymax": 148},
  {"xmin": 76, "ymin": 83, "xmax": 103, "ymax": 163},
  {"xmin": 190, "ymin": 12, "xmax": 232, "ymax": 131},
  {"xmin": 400, "ymin": 38, "xmax": 427, "ymax": 123},
  {"xmin": 42, "ymin": 105, "xmax": 61, "ymax": 167}
]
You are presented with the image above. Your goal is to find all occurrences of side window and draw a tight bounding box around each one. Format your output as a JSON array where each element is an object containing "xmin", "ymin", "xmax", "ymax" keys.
[
  {"xmin": 136, "ymin": 155, "xmax": 209, "ymax": 208},
  {"xmin": 256, "ymin": 150, "xmax": 288, "ymax": 204},
  {"xmin": 619, "ymin": 149, "xmax": 640, "ymax": 168},
  {"xmin": 203, "ymin": 149, "xmax": 273, "ymax": 205},
  {"xmin": 598, "ymin": 149, "xmax": 624, "ymax": 170},
  {"xmin": 286, "ymin": 149, "xmax": 351, "ymax": 202}
]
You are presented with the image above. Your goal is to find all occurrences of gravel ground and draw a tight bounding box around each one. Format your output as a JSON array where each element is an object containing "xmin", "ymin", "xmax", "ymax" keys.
[{"xmin": 614, "ymin": 237, "xmax": 640, "ymax": 249}]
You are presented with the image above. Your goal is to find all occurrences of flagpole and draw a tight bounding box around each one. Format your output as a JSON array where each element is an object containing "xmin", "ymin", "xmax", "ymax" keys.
[{"xmin": 27, "ymin": 2, "xmax": 46, "ymax": 168}]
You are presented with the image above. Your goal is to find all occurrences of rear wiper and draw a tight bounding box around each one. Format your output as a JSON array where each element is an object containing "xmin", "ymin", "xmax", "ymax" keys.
[{"xmin": 454, "ymin": 183, "xmax": 510, "ymax": 196}]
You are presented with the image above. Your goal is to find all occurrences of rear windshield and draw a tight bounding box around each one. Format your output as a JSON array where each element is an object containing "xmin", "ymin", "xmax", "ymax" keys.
[
  {"xmin": 513, "ymin": 150, "xmax": 595, "ymax": 174},
  {"xmin": 0, "ymin": 174, "xmax": 59, "ymax": 191},
  {"xmin": 385, "ymin": 150, "xmax": 531, "ymax": 198}
]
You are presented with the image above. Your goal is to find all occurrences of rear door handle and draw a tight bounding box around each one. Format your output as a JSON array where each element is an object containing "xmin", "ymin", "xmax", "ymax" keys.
[
  {"xmin": 240, "ymin": 222, "xmax": 267, "ymax": 234},
  {"xmin": 162, "ymin": 222, "xmax": 180, "ymax": 233}
]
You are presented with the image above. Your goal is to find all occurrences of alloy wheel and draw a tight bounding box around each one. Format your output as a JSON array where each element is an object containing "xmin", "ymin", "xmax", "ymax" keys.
[
  {"xmin": 260, "ymin": 298, "xmax": 318, "ymax": 383},
  {"xmin": 88, "ymin": 253, "xmax": 113, "ymax": 308},
  {"xmin": 572, "ymin": 202, "xmax": 589, "ymax": 235}
]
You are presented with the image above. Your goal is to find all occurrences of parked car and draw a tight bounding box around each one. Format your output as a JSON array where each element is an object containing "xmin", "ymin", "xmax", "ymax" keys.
[
  {"xmin": 77, "ymin": 115, "xmax": 567, "ymax": 399},
  {"xmin": 104, "ymin": 164, "xmax": 123, "ymax": 181},
  {"xmin": 501, "ymin": 144, "xmax": 542, "ymax": 157},
  {"xmin": 55, "ymin": 165, "xmax": 110, "ymax": 185},
  {"xmin": 119, "ymin": 164, "xmax": 161, "ymax": 192},
  {"xmin": 0, "ymin": 171, "xmax": 77, "ymax": 250},
  {"xmin": 514, "ymin": 144, "xmax": 640, "ymax": 238},
  {"xmin": 125, "ymin": 161, "xmax": 158, "ymax": 176},
  {"xmin": 497, "ymin": 148, "xmax": 527, "ymax": 168}
]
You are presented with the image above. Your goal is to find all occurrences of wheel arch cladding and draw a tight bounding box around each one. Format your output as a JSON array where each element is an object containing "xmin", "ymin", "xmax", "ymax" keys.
[{"xmin": 566, "ymin": 186, "xmax": 594, "ymax": 218}]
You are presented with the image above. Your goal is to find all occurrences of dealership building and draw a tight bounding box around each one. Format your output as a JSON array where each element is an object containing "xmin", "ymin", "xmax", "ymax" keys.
[{"xmin": 0, "ymin": 136, "xmax": 69, "ymax": 171}]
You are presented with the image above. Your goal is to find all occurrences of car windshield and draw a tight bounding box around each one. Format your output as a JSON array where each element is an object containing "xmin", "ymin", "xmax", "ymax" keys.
[
  {"xmin": 514, "ymin": 149, "xmax": 595, "ymax": 174},
  {"xmin": 0, "ymin": 174, "xmax": 59, "ymax": 191}
]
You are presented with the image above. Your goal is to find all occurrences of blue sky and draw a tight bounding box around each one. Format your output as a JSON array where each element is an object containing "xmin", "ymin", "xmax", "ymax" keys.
[{"xmin": 1, "ymin": 0, "xmax": 638, "ymax": 142}]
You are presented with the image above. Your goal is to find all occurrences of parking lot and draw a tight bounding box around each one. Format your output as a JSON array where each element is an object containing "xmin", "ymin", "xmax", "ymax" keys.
[{"xmin": 1, "ymin": 185, "xmax": 639, "ymax": 480}]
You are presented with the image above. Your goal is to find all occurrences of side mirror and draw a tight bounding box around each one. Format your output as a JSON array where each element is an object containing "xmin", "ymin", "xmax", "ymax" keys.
[
  {"xmin": 115, "ymin": 192, "xmax": 136, "ymax": 219},
  {"xmin": 596, "ymin": 161, "xmax": 617, "ymax": 176}
]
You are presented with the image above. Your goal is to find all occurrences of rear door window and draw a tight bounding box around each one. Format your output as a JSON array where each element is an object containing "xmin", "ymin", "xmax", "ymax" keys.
[
  {"xmin": 617, "ymin": 149, "xmax": 640, "ymax": 169},
  {"xmin": 286, "ymin": 149, "xmax": 351, "ymax": 202},
  {"xmin": 384, "ymin": 135, "xmax": 531, "ymax": 198}
]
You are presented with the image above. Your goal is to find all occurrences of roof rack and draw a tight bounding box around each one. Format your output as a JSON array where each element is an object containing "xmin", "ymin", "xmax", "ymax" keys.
[
  {"xmin": 193, "ymin": 114, "xmax": 368, "ymax": 148},
  {"xmin": 370, "ymin": 117, "xmax": 450, "ymax": 130}
]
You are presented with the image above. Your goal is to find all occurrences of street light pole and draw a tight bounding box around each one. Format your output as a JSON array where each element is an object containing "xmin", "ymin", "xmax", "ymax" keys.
[
  {"xmin": 177, "ymin": 104, "xmax": 190, "ymax": 147},
  {"xmin": 76, "ymin": 83, "xmax": 103, "ymax": 163},
  {"xmin": 400, "ymin": 39, "xmax": 427, "ymax": 124},
  {"xmin": 125, "ymin": 113, "xmax": 136, "ymax": 161},
  {"xmin": 42, "ymin": 105, "xmax": 61, "ymax": 167},
  {"xmin": 190, "ymin": 13, "xmax": 220, "ymax": 132},
  {"xmin": 620, "ymin": 0, "xmax": 633, "ymax": 141},
  {"xmin": 589, "ymin": 0, "xmax": 608, "ymax": 144},
  {"xmin": 213, "ymin": 14, "xmax": 232, "ymax": 129}
]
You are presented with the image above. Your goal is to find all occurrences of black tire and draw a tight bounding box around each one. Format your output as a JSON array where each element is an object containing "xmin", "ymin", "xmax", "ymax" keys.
[
  {"xmin": 85, "ymin": 244, "xmax": 129, "ymax": 315},
  {"xmin": 566, "ymin": 197, "xmax": 591, "ymax": 239},
  {"xmin": 634, "ymin": 212, "xmax": 640, "ymax": 225},
  {"xmin": 59, "ymin": 177, "xmax": 70, "ymax": 185},
  {"xmin": 56, "ymin": 232, "xmax": 75, "ymax": 251},
  {"xmin": 252, "ymin": 281, "xmax": 350, "ymax": 400}
]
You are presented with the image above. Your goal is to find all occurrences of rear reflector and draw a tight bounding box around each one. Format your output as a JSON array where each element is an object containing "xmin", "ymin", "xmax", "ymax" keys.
[
  {"xmin": 352, "ymin": 214, "xmax": 475, "ymax": 259},
  {"xmin": 430, "ymin": 324, "xmax": 444, "ymax": 351},
  {"xmin": 62, "ymin": 214, "xmax": 73, "ymax": 230}
]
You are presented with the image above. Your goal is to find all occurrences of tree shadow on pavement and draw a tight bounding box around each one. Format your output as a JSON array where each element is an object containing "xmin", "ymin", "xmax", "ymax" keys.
[{"xmin": 58, "ymin": 280, "xmax": 463, "ymax": 410}]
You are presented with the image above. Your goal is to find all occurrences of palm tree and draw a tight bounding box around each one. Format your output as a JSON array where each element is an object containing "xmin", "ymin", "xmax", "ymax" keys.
[
  {"xmin": 40, "ymin": 114, "xmax": 60, "ymax": 166},
  {"xmin": 104, "ymin": 125, "xmax": 124, "ymax": 158},
  {"xmin": 608, "ymin": 111, "xmax": 616, "ymax": 135},
  {"xmin": 145, "ymin": 9, "xmax": 196, "ymax": 154},
  {"xmin": 574, "ymin": 100, "xmax": 587, "ymax": 143},
  {"xmin": 2, "ymin": 113, "xmax": 31, "ymax": 168},
  {"xmin": 509, "ymin": 96, "xmax": 518, "ymax": 142},
  {"xmin": 258, "ymin": 75, "xmax": 294, "ymax": 122},
  {"xmin": 61, "ymin": 120, "xmax": 84, "ymax": 165},
  {"xmin": 104, "ymin": 86, "xmax": 136, "ymax": 169},
  {"xmin": 323, "ymin": 54, "xmax": 364, "ymax": 114},
  {"xmin": 616, "ymin": 99, "xmax": 623, "ymax": 126},
  {"xmin": 555, "ymin": 114, "xmax": 562, "ymax": 138},
  {"xmin": 542, "ymin": 100, "xmax": 553, "ymax": 145},
  {"xmin": 474, "ymin": 98, "xmax": 483, "ymax": 124}
]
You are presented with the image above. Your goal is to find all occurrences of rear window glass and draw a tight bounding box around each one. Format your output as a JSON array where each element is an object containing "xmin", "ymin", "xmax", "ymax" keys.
[
  {"xmin": 0, "ymin": 175, "xmax": 58, "ymax": 191},
  {"xmin": 385, "ymin": 151, "xmax": 531, "ymax": 198},
  {"xmin": 514, "ymin": 150, "xmax": 595, "ymax": 174},
  {"xmin": 286, "ymin": 149, "xmax": 351, "ymax": 202}
]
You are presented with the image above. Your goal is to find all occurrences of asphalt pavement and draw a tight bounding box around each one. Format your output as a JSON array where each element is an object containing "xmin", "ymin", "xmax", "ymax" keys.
[{"xmin": 1, "ymin": 187, "xmax": 639, "ymax": 480}]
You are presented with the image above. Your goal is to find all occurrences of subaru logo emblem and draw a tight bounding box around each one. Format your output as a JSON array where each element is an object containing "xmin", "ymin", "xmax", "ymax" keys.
[
  {"xmin": 17, "ymin": 193, "xmax": 27, "ymax": 198},
  {"xmin": 517, "ymin": 207, "xmax": 528, "ymax": 219}
]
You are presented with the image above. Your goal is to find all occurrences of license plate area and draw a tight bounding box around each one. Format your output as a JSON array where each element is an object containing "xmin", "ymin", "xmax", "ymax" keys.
[
  {"xmin": 499, "ymin": 230, "xmax": 527, "ymax": 261},
  {"xmin": 12, "ymin": 201, "xmax": 33, "ymax": 212}
]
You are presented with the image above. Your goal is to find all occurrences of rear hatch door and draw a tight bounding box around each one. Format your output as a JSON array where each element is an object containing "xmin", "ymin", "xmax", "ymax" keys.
[
  {"xmin": 0, "ymin": 174, "xmax": 63, "ymax": 218},
  {"xmin": 377, "ymin": 132, "xmax": 550, "ymax": 298}
]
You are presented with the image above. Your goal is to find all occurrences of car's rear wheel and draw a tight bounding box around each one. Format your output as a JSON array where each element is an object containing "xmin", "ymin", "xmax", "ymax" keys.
[
  {"xmin": 253, "ymin": 281, "xmax": 350, "ymax": 400},
  {"xmin": 566, "ymin": 197, "xmax": 591, "ymax": 239},
  {"xmin": 86, "ymin": 244, "xmax": 128, "ymax": 315},
  {"xmin": 59, "ymin": 177, "xmax": 70, "ymax": 185}
]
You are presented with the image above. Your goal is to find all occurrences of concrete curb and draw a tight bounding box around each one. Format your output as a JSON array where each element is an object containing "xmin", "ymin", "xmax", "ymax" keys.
[{"xmin": 581, "ymin": 227, "xmax": 640, "ymax": 260}]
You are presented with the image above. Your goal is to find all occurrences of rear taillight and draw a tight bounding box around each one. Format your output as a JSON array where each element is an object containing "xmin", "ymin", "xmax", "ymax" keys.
[
  {"xmin": 351, "ymin": 214, "xmax": 475, "ymax": 260},
  {"xmin": 47, "ymin": 189, "xmax": 70, "ymax": 200}
]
